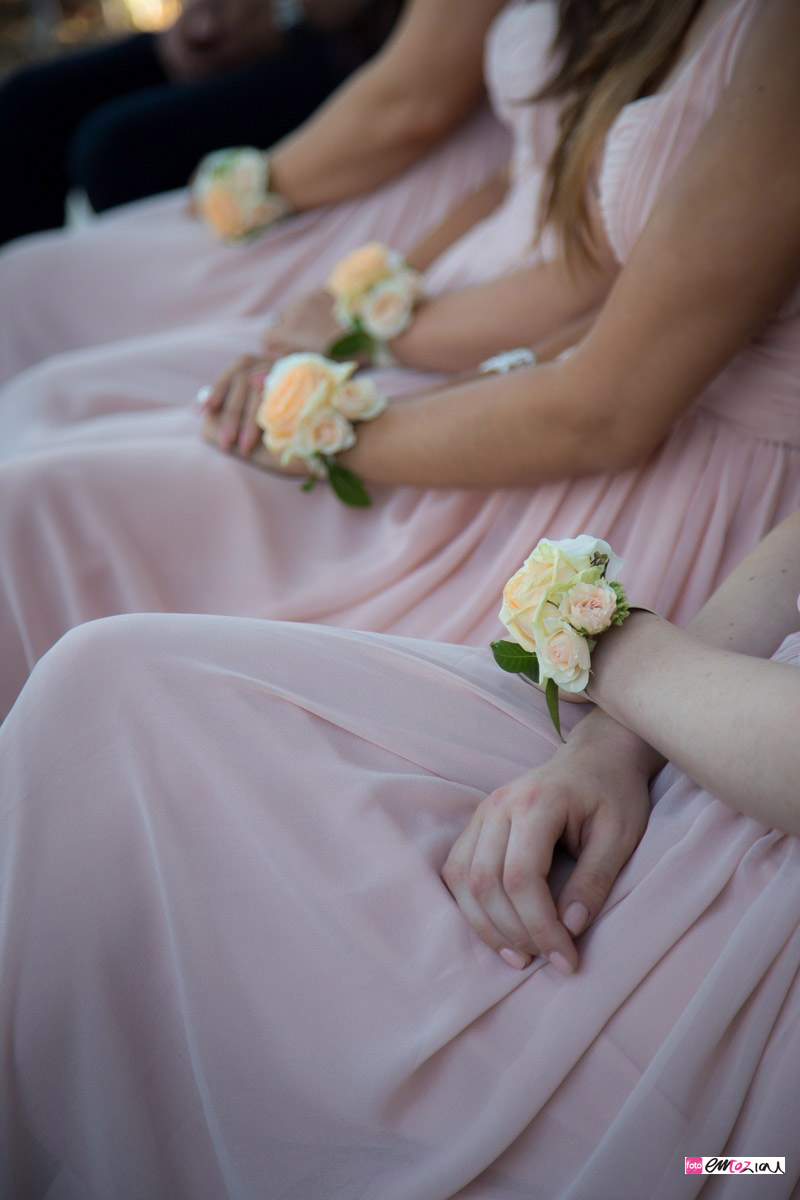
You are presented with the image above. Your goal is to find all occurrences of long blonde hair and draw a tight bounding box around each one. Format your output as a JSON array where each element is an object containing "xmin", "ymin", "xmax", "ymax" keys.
[{"xmin": 535, "ymin": 0, "xmax": 704, "ymax": 266}]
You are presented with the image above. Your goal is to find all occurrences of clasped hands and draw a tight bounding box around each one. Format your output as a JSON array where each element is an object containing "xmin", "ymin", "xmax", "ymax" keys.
[
  {"xmin": 442, "ymin": 712, "xmax": 653, "ymax": 975},
  {"xmin": 200, "ymin": 288, "xmax": 342, "ymax": 464}
]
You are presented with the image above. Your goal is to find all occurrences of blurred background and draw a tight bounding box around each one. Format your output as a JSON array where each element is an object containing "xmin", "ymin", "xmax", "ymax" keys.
[{"xmin": 0, "ymin": 0, "xmax": 179, "ymax": 77}]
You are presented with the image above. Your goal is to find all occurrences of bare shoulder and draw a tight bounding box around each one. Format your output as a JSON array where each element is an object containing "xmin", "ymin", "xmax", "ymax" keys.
[{"xmin": 719, "ymin": 0, "xmax": 800, "ymax": 156}]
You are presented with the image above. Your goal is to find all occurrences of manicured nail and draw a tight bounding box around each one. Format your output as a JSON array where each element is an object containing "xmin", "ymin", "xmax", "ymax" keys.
[
  {"xmin": 562, "ymin": 901, "xmax": 589, "ymax": 936},
  {"xmin": 195, "ymin": 385, "xmax": 213, "ymax": 409},
  {"xmin": 499, "ymin": 947, "xmax": 530, "ymax": 971},
  {"xmin": 549, "ymin": 951, "xmax": 574, "ymax": 976}
]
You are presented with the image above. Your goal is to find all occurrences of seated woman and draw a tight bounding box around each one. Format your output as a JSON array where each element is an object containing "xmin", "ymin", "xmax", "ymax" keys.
[
  {"xmin": 0, "ymin": 0, "xmax": 509, "ymax": 384},
  {"xmin": 0, "ymin": 0, "xmax": 797, "ymax": 722},
  {"xmin": 1, "ymin": 510, "xmax": 798, "ymax": 1198}
]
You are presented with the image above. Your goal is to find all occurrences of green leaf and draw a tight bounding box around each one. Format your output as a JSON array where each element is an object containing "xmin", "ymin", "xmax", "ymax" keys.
[
  {"xmin": 490, "ymin": 640, "xmax": 540, "ymax": 683},
  {"xmin": 545, "ymin": 677, "xmax": 564, "ymax": 743},
  {"xmin": 300, "ymin": 473, "xmax": 318, "ymax": 493},
  {"xmin": 323, "ymin": 458, "xmax": 372, "ymax": 507},
  {"xmin": 327, "ymin": 329, "xmax": 376, "ymax": 360}
]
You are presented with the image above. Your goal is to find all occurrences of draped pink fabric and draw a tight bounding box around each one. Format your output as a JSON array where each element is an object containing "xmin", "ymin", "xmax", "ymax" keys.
[
  {"xmin": 0, "ymin": 0, "xmax": 798, "ymax": 722},
  {"xmin": 1, "ymin": 611, "xmax": 798, "ymax": 1198}
]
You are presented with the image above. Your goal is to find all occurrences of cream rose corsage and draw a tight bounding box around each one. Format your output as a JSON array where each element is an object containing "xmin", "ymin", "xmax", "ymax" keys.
[
  {"xmin": 325, "ymin": 243, "xmax": 424, "ymax": 363},
  {"xmin": 491, "ymin": 536, "xmax": 631, "ymax": 739},
  {"xmin": 191, "ymin": 147, "xmax": 290, "ymax": 242},
  {"xmin": 255, "ymin": 353, "xmax": 385, "ymax": 506}
]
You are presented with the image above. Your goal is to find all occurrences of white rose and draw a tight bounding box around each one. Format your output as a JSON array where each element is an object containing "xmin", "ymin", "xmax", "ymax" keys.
[
  {"xmin": 534, "ymin": 535, "xmax": 624, "ymax": 582},
  {"xmin": 535, "ymin": 611, "xmax": 591, "ymax": 692},
  {"xmin": 333, "ymin": 378, "xmax": 386, "ymax": 422},
  {"xmin": 292, "ymin": 407, "xmax": 356, "ymax": 461},
  {"xmin": 359, "ymin": 274, "xmax": 419, "ymax": 340},
  {"xmin": 228, "ymin": 148, "xmax": 268, "ymax": 197}
]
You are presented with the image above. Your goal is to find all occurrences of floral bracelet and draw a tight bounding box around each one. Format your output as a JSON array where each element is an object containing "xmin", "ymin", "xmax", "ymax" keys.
[
  {"xmin": 255, "ymin": 353, "xmax": 386, "ymax": 507},
  {"xmin": 325, "ymin": 243, "xmax": 424, "ymax": 363},
  {"xmin": 491, "ymin": 535, "xmax": 631, "ymax": 740},
  {"xmin": 191, "ymin": 148, "xmax": 291, "ymax": 242}
]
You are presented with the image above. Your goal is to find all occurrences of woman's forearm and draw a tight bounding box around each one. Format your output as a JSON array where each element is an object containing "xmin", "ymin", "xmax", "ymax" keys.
[
  {"xmin": 341, "ymin": 356, "xmax": 628, "ymax": 486},
  {"xmin": 389, "ymin": 259, "xmax": 613, "ymax": 372},
  {"xmin": 589, "ymin": 613, "xmax": 800, "ymax": 833},
  {"xmin": 268, "ymin": 0, "xmax": 503, "ymax": 211},
  {"xmin": 269, "ymin": 62, "xmax": 450, "ymax": 208}
]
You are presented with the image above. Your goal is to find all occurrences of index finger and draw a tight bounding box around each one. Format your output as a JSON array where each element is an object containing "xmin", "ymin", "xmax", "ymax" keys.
[{"xmin": 503, "ymin": 811, "xmax": 579, "ymax": 975}]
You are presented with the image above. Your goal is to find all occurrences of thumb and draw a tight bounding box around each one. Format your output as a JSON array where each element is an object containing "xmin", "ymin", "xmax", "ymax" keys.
[{"xmin": 557, "ymin": 819, "xmax": 634, "ymax": 940}]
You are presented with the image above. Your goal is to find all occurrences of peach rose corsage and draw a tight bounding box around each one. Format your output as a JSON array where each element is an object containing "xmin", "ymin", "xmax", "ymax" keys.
[
  {"xmin": 191, "ymin": 148, "xmax": 290, "ymax": 242},
  {"xmin": 491, "ymin": 536, "xmax": 630, "ymax": 739},
  {"xmin": 325, "ymin": 242, "xmax": 424, "ymax": 363},
  {"xmin": 255, "ymin": 353, "xmax": 386, "ymax": 507}
]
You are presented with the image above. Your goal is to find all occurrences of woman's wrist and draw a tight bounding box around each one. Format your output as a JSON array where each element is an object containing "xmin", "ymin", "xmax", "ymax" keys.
[
  {"xmin": 586, "ymin": 610, "xmax": 676, "ymax": 726},
  {"xmin": 568, "ymin": 705, "xmax": 666, "ymax": 781}
]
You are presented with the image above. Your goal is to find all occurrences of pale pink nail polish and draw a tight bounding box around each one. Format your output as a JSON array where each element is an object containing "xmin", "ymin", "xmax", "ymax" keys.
[
  {"xmin": 499, "ymin": 947, "xmax": 530, "ymax": 970},
  {"xmin": 549, "ymin": 951, "xmax": 574, "ymax": 976},
  {"xmin": 563, "ymin": 901, "xmax": 589, "ymax": 936}
]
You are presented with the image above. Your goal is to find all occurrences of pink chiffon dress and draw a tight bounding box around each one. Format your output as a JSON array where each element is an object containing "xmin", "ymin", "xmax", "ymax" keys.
[
  {"xmin": 0, "ymin": 0, "xmax": 799, "ymax": 721},
  {"xmin": 0, "ymin": 106, "xmax": 508, "ymax": 387},
  {"xmin": 1, "ymin": 602, "xmax": 798, "ymax": 1199}
]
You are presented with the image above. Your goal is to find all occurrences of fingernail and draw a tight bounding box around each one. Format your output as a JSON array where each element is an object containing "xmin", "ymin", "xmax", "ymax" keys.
[
  {"xmin": 562, "ymin": 901, "xmax": 589, "ymax": 937},
  {"xmin": 499, "ymin": 947, "xmax": 530, "ymax": 971},
  {"xmin": 195, "ymin": 385, "xmax": 213, "ymax": 409},
  {"xmin": 549, "ymin": 951, "xmax": 574, "ymax": 976}
]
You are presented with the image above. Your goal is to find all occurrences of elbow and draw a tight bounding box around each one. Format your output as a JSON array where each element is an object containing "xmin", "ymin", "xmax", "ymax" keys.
[
  {"xmin": 575, "ymin": 407, "xmax": 673, "ymax": 476},
  {"xmin": 360, "ymin": 62, "xmax": 474, "ymax": 153},
  {"xmin": 556, "ymin": 412, "xmax": 650, "ymax": 478}
]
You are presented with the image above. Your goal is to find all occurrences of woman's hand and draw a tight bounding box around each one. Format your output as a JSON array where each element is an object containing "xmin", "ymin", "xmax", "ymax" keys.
[
  {"xmin": 198, "ymin": 353, "xmax": 275, "ymax": 455},
  {"xmin": 262, "ymin": 290, "xmax": 343, "ymax": 361},
  {"xmin": 200, "ymin": 410, "xmax": 308, "ymax": 476},
  {"xmin": 441, "ymin": 711, "xmax": 658, "ymax": 974}
]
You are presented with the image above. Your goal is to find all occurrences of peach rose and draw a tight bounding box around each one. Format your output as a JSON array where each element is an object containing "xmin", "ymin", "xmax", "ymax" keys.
[
  {"xmin": 326, "ymin": 243, "xmax": 396, "ymax": 301},
  {"xmin": 334, "ymin": 378, "xmax": 386, "ymax": 422},
  {"xmin": 499, "ymin": 553, "xmax": 578, "ymax": 651},
  {"xmin": 536, "ymin": 613, "xmax": 592, "ymax": 692},
  {"xmin": 560, "ymin": 580, "xmax": 618, "ymax": 635},
  {"xmin": 201, "ymin": 185, "xmax": 248, "ymax": 241},
  {"xmin": 257, "ymin": 353, "xmax": 355, "ymax": 461}
]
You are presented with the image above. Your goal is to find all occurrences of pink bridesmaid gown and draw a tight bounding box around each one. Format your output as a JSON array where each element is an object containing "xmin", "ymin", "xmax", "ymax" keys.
[
  {"xmin": 0, "ymin": 0, "xmax": 799, "ymax": 721},
  {"xmin": 1, "ymin": 603, "xmax": 798, "ymax": 1198},
  {"xmin": 0, "ymin": 107, "xmax": 508, "ymax": 386}
]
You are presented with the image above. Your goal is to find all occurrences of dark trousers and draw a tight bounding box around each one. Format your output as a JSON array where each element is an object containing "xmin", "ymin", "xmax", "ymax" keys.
[{"xmin": 0, "ymin": 30, "xmax": 361, "ymax": 244}]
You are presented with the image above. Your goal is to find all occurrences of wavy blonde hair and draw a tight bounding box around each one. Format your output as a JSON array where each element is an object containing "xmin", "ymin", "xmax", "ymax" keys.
[{"xmin": 535, "ymin": 0, "xmax": 704, "ymax": 266}]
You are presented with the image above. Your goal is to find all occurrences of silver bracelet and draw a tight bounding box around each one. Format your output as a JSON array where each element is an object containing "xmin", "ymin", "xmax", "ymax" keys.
[{"xmin": 478, "ymin": 348, "xmax": 538, "ymax": 375}]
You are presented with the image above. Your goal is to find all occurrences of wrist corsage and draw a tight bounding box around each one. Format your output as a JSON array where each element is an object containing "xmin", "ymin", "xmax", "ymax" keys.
[
  {"xmin": 325, "ymin": 243, "xmax": 424, "ymax": 363},
  {"xmin": 255, "ymin": 353, "xmax": 385, "ymax": 507},
  {"xmin": 491, "ymin": 535, "xmax": 630, "ymax": 740},
  {"xmin": 191, "ymin": 148, "xmax": 291, "ymax": 242}
]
